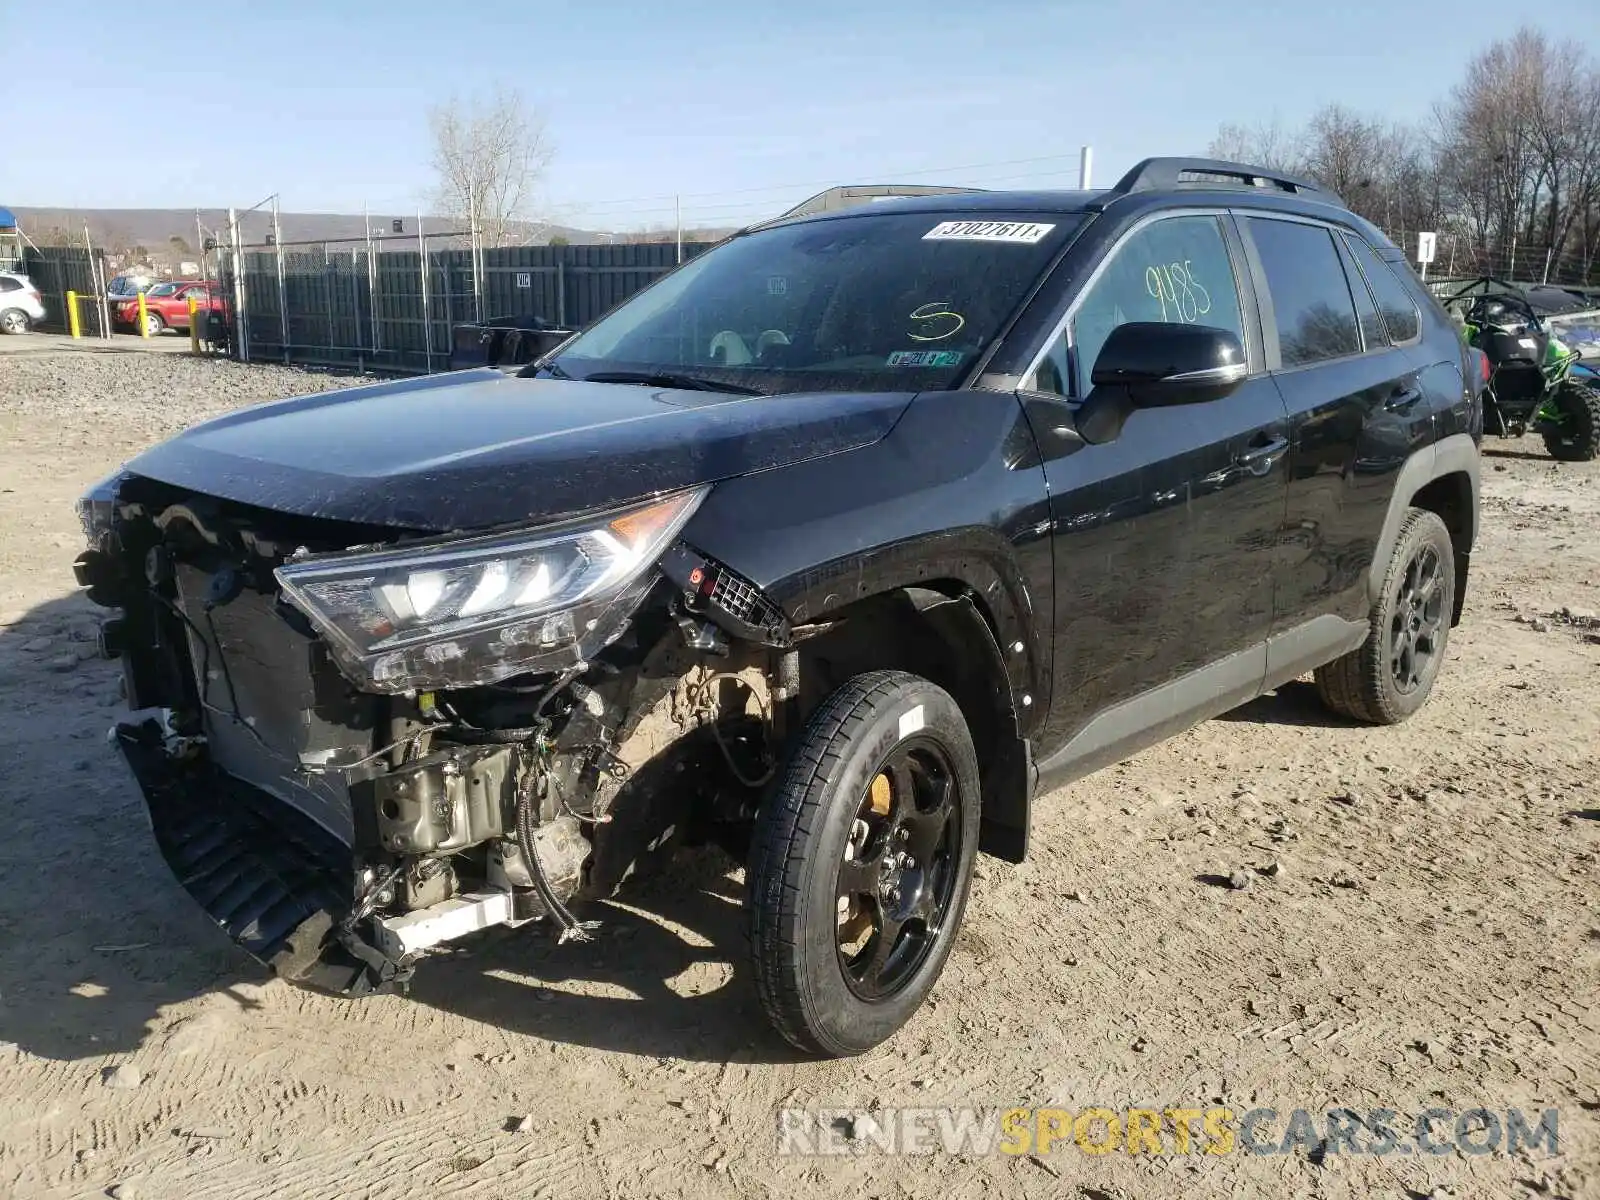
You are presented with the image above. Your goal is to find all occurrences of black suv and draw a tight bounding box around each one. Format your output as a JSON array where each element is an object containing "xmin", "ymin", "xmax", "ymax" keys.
[{"xmin": 76, "ymin": 158, "xmax": 1480, "ymax": 1056}]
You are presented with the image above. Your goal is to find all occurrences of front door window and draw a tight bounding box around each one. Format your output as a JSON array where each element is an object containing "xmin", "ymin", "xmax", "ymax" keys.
[{"xmin": 1031, "ymin": 215, "xmax": 1247, "ymax": 396}]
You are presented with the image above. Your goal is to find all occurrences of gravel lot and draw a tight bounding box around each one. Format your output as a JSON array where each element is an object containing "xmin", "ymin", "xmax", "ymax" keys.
[{"xmin": 0, "ymin": 346, "xmax": 1597, "ymax": 1200}]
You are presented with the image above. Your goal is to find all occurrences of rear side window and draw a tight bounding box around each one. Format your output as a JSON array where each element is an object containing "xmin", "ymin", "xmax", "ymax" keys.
[
  {"xmin": 1333, "ymin": 234, "xmax": 1387, "ymax": 350},
  {"xmin": 1342, "ymin": 233, "xmax": 1421, "ymax": 344},
  {"xmin": 1247, "ymin": 218, "xmax": 1360, "ymax": 368},
  {"xmin": 0, "ymin": 278, "xmax": 20, "ymax": 292}
]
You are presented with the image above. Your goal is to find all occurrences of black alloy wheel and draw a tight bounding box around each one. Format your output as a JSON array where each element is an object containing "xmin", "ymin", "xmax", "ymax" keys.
[
  {"xmin": 834, "ymin": 739, "xmax": 963, "ymax": 1002},
  {"xmin": 1315, "ymin": 508, "xmax": 1456, "ymax": 725},
  {"xmin": 1389, "ymin": 542, "xmax": 1446, "ymax": 695}
]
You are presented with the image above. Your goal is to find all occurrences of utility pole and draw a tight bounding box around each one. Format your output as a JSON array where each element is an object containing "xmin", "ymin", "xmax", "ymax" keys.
[
  {"xmin": 228, "ymin": 207, "xmax": 249, "ymax": 360},
  {"xmin": 675, "ymin": 194, "xmax": 683, "ymax": 264},
  {"xmin": 469, "ymin": 191, "xmax": 483, "ymax": 322},
  {"xmin": 1079, "ymin": 146, "xmax": 1094, "ymax": 190},
  {"xmin": 272, "ymin": 195, "xmax": 287, "ymax": 361},
  {"xmin": 418, "ymin": 212, "xmax": 432, "ymax": 372}
]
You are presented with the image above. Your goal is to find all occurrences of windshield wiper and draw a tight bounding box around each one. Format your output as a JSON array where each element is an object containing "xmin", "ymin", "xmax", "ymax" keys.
[{"xmin": 580, "ymin": 370, "xmax": 762, "ymax": 396}]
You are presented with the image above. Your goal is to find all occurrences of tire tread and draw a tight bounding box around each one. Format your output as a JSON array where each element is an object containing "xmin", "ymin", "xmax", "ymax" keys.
[
  {"xmin": 1543, "ymin": 379, "xmax": 1600, "ymax": 462},
  {"xmin": 1314, "ymin": 508, "xmax": 1451, "ymax": 726},
  {"xmin": 747, "ymin": 670, "xmax": 928, "ymax": 1056}
]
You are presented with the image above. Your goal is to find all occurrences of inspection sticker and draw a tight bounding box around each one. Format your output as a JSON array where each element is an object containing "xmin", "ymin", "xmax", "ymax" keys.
[
  {"xmin": 887, "ymin": 350, "xmax": 963, "ymax": 368},
  {"xmin": 923, "ymin": 220, "xmax": 1055, "ymax": 244}
]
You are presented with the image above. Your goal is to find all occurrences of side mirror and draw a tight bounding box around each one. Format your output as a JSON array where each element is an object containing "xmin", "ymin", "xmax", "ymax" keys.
[{"xmin": 1090, "ymin": 322, "xmax": 1247, "ymax": 407}]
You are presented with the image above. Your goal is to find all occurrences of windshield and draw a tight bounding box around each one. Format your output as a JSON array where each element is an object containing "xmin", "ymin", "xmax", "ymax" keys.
[{"xmin": 549, "ymin": 211, "xmax": 1080, "ymax": 394}]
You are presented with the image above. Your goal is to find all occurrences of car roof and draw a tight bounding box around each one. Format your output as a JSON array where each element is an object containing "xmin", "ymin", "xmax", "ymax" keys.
[
  {"xmin": 792, "ymin": 189, "xmax": 1114, "ymax": 218},
  {"xmin": 760, "ymin": 181, "xmax": 1391, "ymax": 254},
  {"xmin": 754, "ymin": 157, "xmax": 1391, "ymax": 245}
]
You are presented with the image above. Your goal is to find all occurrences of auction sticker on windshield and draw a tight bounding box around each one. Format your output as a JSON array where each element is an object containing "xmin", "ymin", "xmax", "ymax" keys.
[{"xmin": 923, "ymin": 220, "xmax": 1055, "ymax": 244}]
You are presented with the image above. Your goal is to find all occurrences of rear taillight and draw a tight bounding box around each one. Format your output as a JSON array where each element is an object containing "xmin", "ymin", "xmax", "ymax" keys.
[
  {"xmin": 27, "ymin": 289, "xmax": 41, "ymax": 303},
  {"xmin": 1478, "ymin": 350, "xmax": 1491, "ymax": 383}
]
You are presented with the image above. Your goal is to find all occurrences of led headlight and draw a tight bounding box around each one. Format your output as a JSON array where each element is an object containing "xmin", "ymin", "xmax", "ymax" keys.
[{"xmin": 275, "ymin": 487, "xmax": 707, "ymax": 692}]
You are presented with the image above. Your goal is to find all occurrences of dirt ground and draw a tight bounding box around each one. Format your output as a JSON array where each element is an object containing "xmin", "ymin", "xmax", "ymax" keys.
[{"xmin": 0, "ymin": 345, "xmax": 1596, "ymax": 1200}]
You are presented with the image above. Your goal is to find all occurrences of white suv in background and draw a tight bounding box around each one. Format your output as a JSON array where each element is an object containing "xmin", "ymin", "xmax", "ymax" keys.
[{"xmin": 0, "ymin": 273, "xmax": 46, "ymax": 334}]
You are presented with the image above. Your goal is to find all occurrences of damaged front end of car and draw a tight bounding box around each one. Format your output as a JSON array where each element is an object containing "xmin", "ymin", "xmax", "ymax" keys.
[{"xmin": 75, "ymin": 470, "xmax": 795, "ymax": 997}]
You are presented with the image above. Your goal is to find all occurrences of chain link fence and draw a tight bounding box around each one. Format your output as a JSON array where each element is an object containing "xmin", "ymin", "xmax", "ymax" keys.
[{"xmin": 1382, "ymin": 228, "xmax": 1600, "ymax": 293}]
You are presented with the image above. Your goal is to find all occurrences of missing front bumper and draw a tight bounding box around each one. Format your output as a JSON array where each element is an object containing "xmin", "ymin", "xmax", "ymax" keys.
[
  {"xmin": 115, "ymin": 717, "xmax": 568, "ymax": 996},
  {"xmin": 116, "ymin": 720, "xmax": 397, "ymax": 994}
]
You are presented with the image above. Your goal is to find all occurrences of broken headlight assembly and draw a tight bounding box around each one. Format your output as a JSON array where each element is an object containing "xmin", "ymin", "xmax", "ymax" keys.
[
  {"xmin": 76, "ymin": 468, "xmax": 131, "ymax": 547},
  {"xmin": 275, "ymin": 487, "xmax": 707, "ymax": 692}
]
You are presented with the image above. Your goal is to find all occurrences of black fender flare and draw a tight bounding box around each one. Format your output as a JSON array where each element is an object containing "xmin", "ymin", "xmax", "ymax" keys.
[
  {"xmin": 679, "ymin": 541, "xmax": 1042, "ymax": 862},
  {"xmin": 776, "ymin": 547, "xmax": 1041, "ymax": 864},
  {"xmin": 918, "ymin": 592, "xmax": 1034, "ymax": 863},
  {"xmin": 1367, "ymin": 432, "xmax": 1479, "ymax": 614},
  {"xmin": 771, "ymin": 526, "xmax": 1049, "ymax": 742}
]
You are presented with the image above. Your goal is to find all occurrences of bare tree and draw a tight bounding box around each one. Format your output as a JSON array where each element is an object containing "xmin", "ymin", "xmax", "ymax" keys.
[
  {"xmin": 428, "ymin": 88, "xmax": 554, "ymax": 246},
  {"xmin": 1206, "ymin": 119, "xmax": 1301, "ymax": 171},
  {"xmin": 1301, "ymin": 105, "xmax": 1391, "ymax": 219},
  {"xmin": 1201, "ymin": 27, "xmax": 1600, "ymax": 285}
]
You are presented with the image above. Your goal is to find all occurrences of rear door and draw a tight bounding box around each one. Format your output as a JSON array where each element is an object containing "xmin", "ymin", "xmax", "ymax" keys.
[
  {"xmin": 1021, "ymin": 210, "xmax": 1291, "ymax": 776},
  {"xmin": 1237, "ymin": 214, "xmax": 1432, "ymax": 671},
  {"xmin": 170, "ymin": 286, "xmax": 203, "ymax": 323}
]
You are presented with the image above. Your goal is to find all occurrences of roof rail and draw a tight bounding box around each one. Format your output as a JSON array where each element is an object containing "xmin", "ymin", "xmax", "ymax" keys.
[
  {"xmin": 1110, "ymin": 157, "xmax": 1339, "ymax": 203},
  {"xmin": 766, "ymin": 184, "xmax": 987, "ymax": 223}
]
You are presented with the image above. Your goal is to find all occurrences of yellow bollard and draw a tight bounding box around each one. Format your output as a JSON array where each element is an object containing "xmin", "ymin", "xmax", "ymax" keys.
[
  {"xmin": 188, "ymin": 295, "xmax": 200, "ymax": 353},
  {"xmin": 137, "ymin": 290, "xmax": 149, "ymax": 338},
  {"xmin": 66, "ymin": 291, "xmax": 81, "ymax": 338}
]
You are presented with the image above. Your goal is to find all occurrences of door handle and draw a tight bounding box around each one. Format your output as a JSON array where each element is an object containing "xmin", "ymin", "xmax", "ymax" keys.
[
  {"xmin": 1386, "ymin": 386, "xmax": 1423, "ymax": 411},
  {"xmin": 1236, "ymin": 436, "xmax": 1289, "ymax": 475}
]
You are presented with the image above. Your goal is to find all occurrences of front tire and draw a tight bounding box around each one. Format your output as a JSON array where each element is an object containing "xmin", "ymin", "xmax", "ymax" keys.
[
  {"xmin": 1315, "ymin": 508, "xmax": 1455, "ymax": 725},
  {"xmin": 1542, "ymin": 380, "xmax": 1600, "ymax": 462},
  {"xmin": 747, "ymin": 671, "xmax": 980, "ymax": 1056},
  {"xmin": 142, "ymin": 310, "xmax": 165, "ymax": 336}
]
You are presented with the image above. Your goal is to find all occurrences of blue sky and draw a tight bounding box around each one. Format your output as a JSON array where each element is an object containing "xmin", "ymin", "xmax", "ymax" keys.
[{"xmin": 7, "ymin": 1, "xmax": 1594, "ymax": 230}]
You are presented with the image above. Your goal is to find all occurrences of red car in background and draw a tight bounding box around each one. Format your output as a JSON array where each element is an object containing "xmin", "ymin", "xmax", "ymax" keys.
[{"xmin": 112, "ymin": 280, "xmax": 227, "ymax": 335}]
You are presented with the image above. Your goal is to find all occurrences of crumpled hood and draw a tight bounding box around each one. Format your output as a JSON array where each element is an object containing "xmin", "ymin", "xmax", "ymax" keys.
[{"xmin": 125, "ymin": 369, "xmax": 916, "ymax": 531}]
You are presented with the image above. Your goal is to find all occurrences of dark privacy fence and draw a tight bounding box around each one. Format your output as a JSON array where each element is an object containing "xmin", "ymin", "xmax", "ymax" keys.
[
  {"xmin": 224, "ymin": 240, "xmax": 717, "ymax": 373},
  {"xmin": 21, "ymin": 246, "xmax": 111, "ymax": 336}
]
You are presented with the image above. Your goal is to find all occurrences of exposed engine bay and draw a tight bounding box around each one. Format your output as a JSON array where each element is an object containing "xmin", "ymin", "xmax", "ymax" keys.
[{"xmin": 77, "ymin": 474, "xmax": 807, "ymax": 995}]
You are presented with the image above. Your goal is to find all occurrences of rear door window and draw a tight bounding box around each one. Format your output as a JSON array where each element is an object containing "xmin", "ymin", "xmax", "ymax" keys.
[{"xmin": 1245, "ymin": 218, "xmax": 1361, "ymax": 368}]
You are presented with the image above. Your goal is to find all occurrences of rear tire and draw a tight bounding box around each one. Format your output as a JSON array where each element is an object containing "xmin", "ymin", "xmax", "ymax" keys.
[
  {"xmin": 747, "ymin": 671, "xmax": 980, "ymax": 1057},
  {"xmin": 1542, "ymin": 380, "xmax": 1600, "ymax": 462},
  {"xmin": 0, "ymin": 308, "xmax": 29, "ymax": 335},
  {"xmin": 1315, "ymin": 508, "xmax": 1455, "ymax": 725}
]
